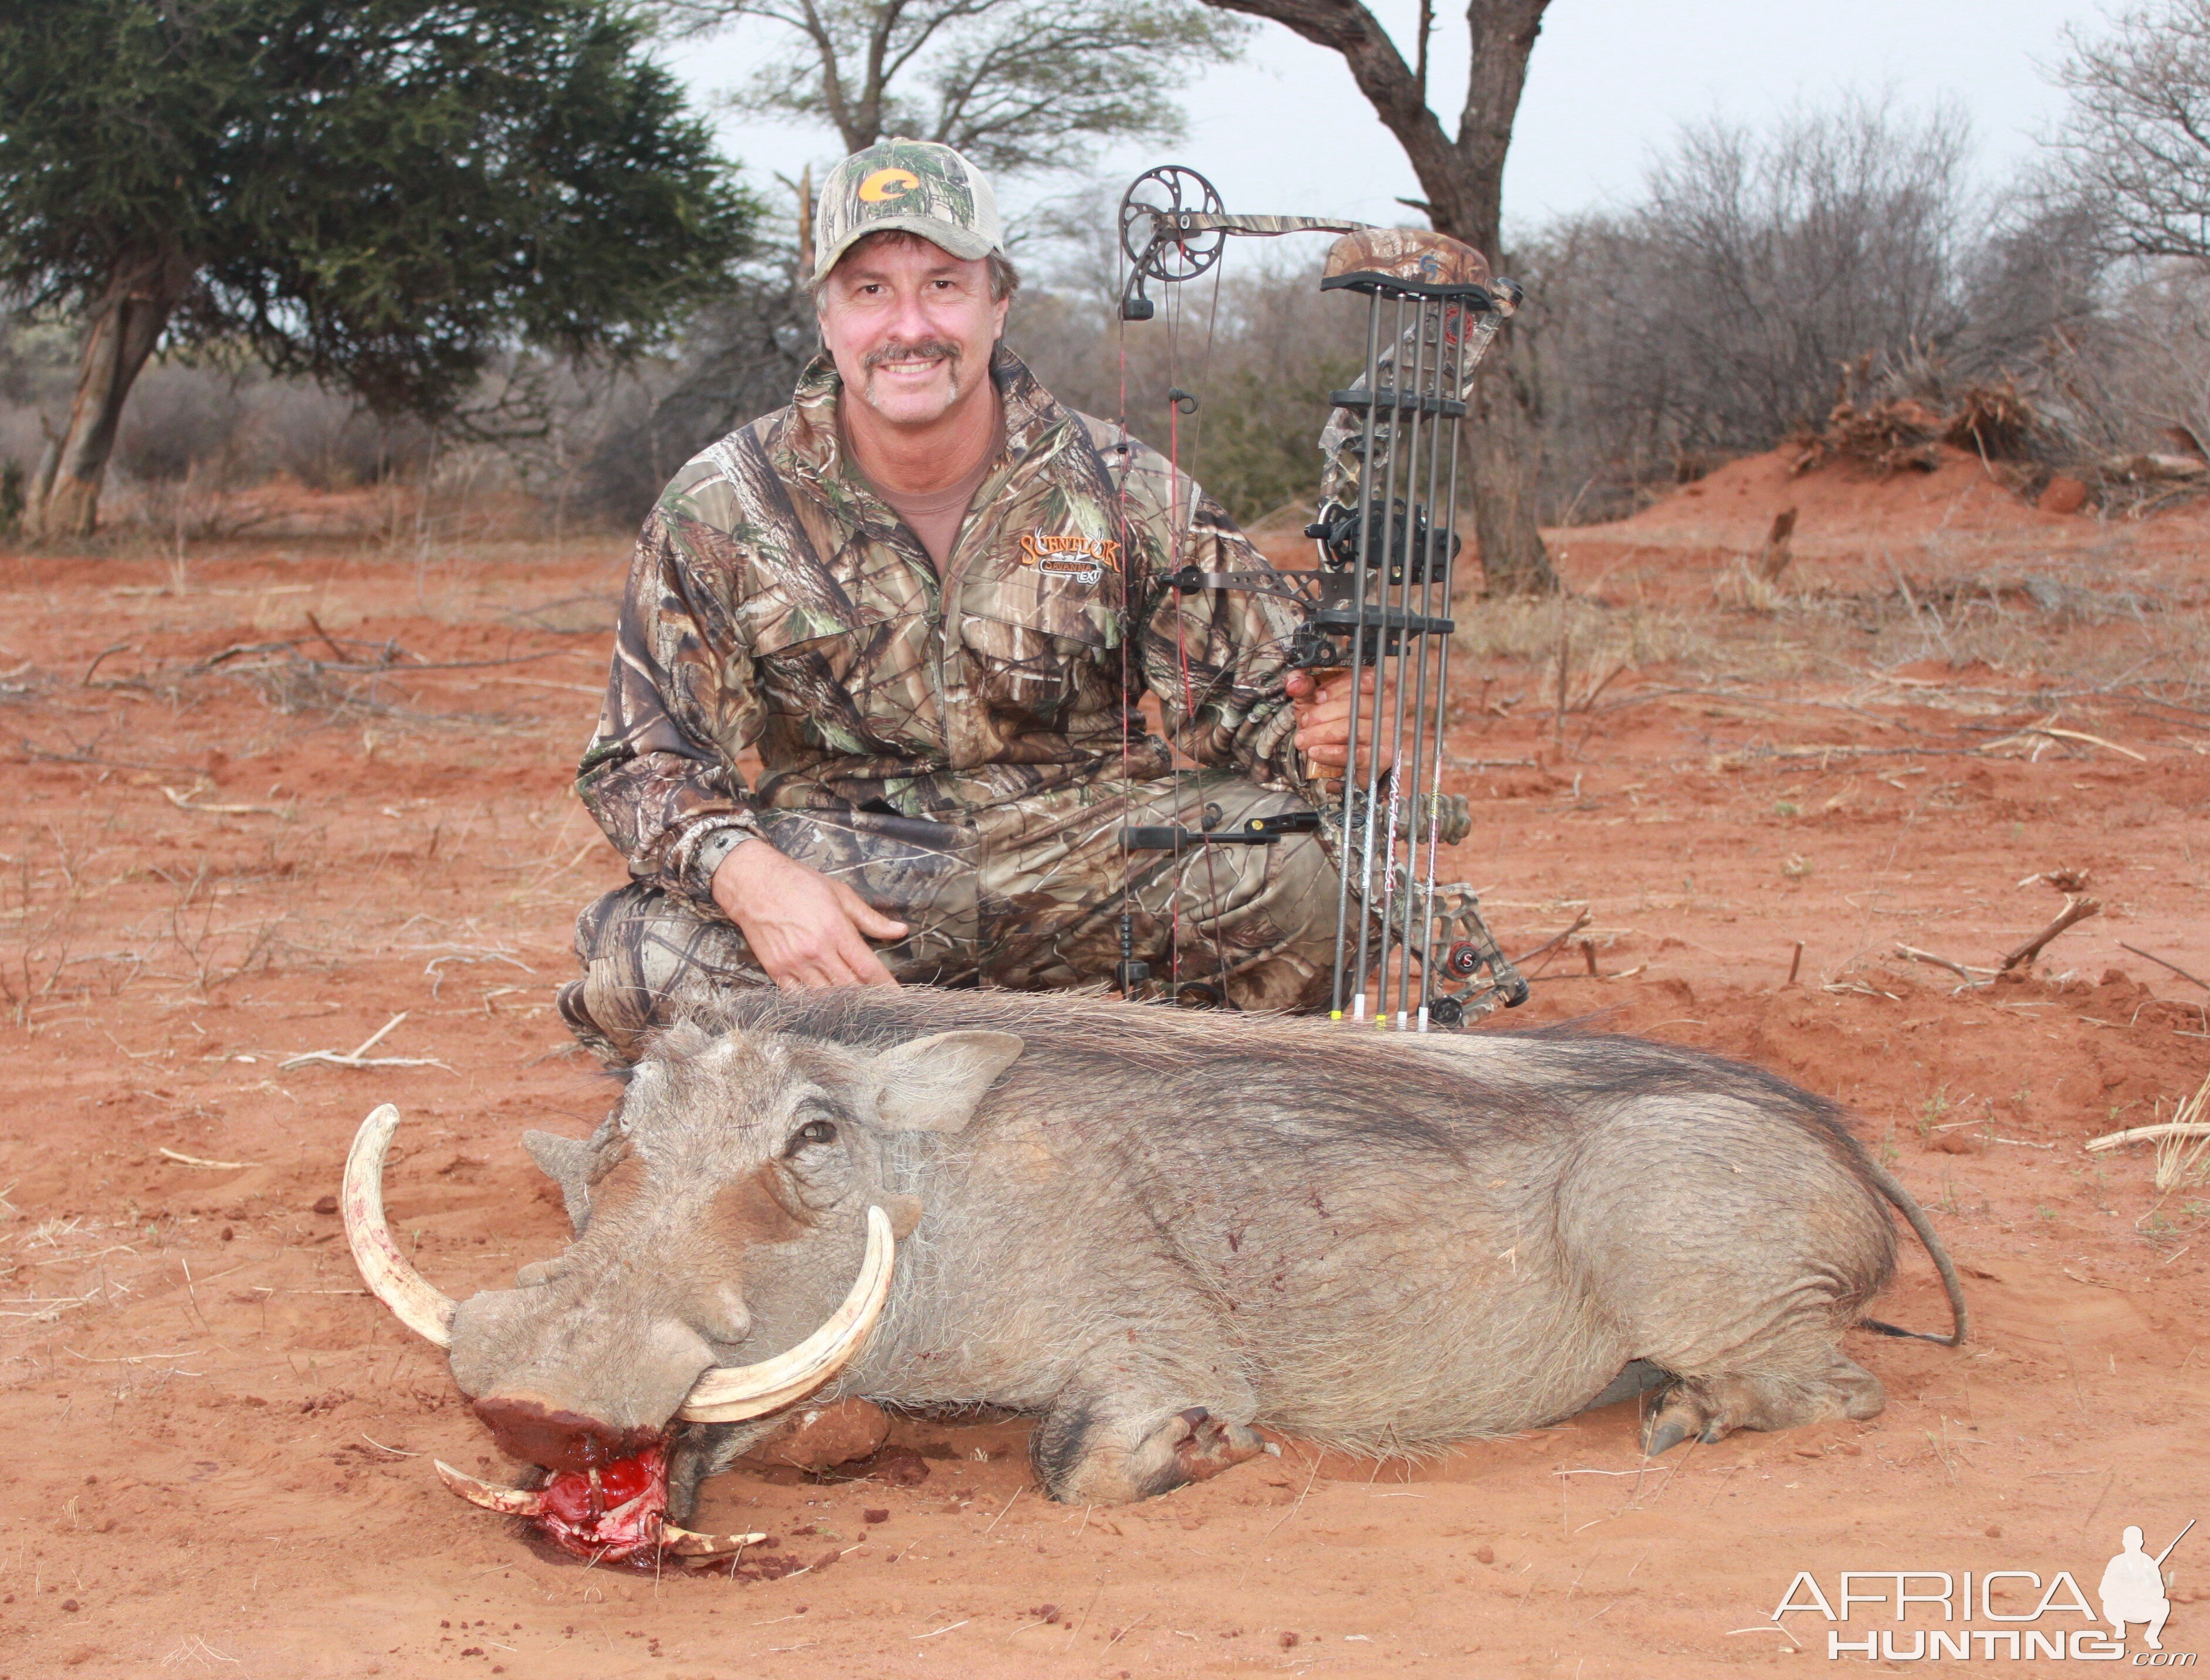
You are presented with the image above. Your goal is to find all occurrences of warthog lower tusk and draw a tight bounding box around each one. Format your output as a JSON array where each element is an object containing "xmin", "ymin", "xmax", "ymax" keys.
[
  {"xmin": 676, "ymin": 1204, "xmax": 896, "ymax": 1424},
  {"xmin": 659, "ymin": 1522, "xmax": 770, "ymax": 1558},
  {"xmin": 434, "ymin": 1459, "xmax": 544, "ymax": 1517},
  {"xmin": 344, "ymin": 1104, "xmax": 457, "ymax": 1348}
]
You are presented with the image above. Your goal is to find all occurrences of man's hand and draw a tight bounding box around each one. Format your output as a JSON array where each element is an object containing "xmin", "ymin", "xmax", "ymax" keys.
[
  {"xmin": 710, "ymin": 841, "xmax": 910, "ymax": 990},
  {"xmin": 1286, "ymin": 667, "xmax": 1396, "ymax": 775}
]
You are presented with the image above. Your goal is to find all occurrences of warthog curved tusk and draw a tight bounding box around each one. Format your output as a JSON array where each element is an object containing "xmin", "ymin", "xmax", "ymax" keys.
[
  {"xmin": 676, "ymin": 1204, "xmax": 896, "ymax": 1424},
  {"xmin": 434, "ymin": 1459, "xmax": 544, "ymax": 1517},
  {"xmin": 659, "ymin": 1522, "xmax": 770, "ymax": 1559},
  {"xmin": 344, "ymin": 1104, "xmax": 457, "ymax": 1349}
]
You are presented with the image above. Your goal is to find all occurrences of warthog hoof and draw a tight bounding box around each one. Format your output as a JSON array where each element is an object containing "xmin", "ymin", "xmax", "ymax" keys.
[
  {"xmin": 1171, "ymin": 1407, "xmax": 1269, "ymax": 1485},
  {"xmin": 1031, "ymin": 1393, "xmax": 1270, "ymax": 1504},
  {"xmin": 1642, "ymin": 1357, "xmax": 1888, "ymax": 1457},
  {"xmin": 1640, "ymin": 1387, "xmax": 1725, "ymax": 1457}
]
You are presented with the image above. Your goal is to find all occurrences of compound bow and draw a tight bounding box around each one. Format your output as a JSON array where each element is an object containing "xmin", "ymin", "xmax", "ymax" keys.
[{"xmin": 1111, "ymin": 165, "xmax": 1530, "ymax": 1032}]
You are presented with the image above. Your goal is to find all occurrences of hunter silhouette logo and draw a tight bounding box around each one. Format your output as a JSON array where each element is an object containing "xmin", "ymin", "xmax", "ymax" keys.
[
  {"xmin": 858, "ymin": 167, "xmax": 920, "ymax": 202},
  {"xmin": 1768, "ymin": 1519, "xmax": 2194, "ymax": 1662},
  {"xmin": 2104, "ymin": 1522, "xmax": 2192, "ymax": 1652},
  {"xmin": 1018, "ymin": 531, "xmax": 1121, "ymax": 584}
]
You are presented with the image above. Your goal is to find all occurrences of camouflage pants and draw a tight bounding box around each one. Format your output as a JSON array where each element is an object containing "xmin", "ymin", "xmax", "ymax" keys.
[{"xmin": 559, "ymin": 771, "xmax": 1367, "ymax": 1064}]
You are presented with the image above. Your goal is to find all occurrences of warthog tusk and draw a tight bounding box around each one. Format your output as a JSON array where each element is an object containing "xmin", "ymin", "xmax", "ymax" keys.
[
  {"xmin": 434, "ymin": 1459, "xmax": 544, "ymax": 1517},
  {"xmin": 676, "ymin": 1204, "xmax": 896, "ymax": 1424},
  {"xmin": 343, "ymin": 1104, "xmax": 457, "ymax": 1348},
  {"xmin": 658, "ymin": 1522, "xmax": 769, "ymax": 1559}
]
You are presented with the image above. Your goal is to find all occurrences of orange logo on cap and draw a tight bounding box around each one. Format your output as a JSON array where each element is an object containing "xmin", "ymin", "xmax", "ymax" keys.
[{"xmin": 858, "ymin": 167, "xmax": 920, "ymax": 203}]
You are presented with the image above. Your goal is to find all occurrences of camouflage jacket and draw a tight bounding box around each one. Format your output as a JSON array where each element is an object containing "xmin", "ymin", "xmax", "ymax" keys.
[{"xmin": 578, "ymin": 346, "xmax": 1314, "ymax": 905}]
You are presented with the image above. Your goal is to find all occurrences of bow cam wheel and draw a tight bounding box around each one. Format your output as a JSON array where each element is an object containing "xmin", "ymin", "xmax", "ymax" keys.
[{"xmin": 1119, "ymin": 165, "xmax": 1226, "ymax": 284}]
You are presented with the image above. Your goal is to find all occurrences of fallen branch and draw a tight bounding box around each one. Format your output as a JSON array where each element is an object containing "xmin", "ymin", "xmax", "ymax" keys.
[
  {"xmin": 1999, "ymin": 896, "xmax": 2101, "ymax": 972},
  {"xmin": 81, "ymin": 642, "xmax": 136, "ymax": 686},
  {"xmin": 2085, "ymin": 1122, "xmax": 2210, "ymax": 1154},
  {"xmin": 157, "ymin": 1147, "xmax": 260, "ymax": 1170},
  {"xmin": 303, "ymin": 612, "xmax": 351, "ymax": 664},
  {"xmin": 2120, "ymin": 943, "xmax": 2210, "ymax": 994},
  {"xmin": 279, "ymin": 1011, "xmax": 451, "ymax": 1072},
  {"xmin": 22, "ymin": 740, "xmax": 202, "ymax": 775},
  {"xmin": 1984, "ymin": 724, "xmax": 2146, "ymax": 763},
  {"xmin": 162, "ymin": 785, "xmax": 291, "ymax": 818},
  {"xmin": 1512, "ymin": 911, "xmax": 1592, "ymax": 970},
  {"xmin": 1896, "ymin": 944, "xmax": 1995, "ymax": 983}
]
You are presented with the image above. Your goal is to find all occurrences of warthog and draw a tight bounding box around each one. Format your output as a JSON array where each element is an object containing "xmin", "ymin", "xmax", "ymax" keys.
[{"xmin": 346, "ymin": 987, "xmax": 1963, "ymax": 1560}]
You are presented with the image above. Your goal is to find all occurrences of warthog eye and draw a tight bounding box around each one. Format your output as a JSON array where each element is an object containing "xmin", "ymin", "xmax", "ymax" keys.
[{"xmin": 787, "ymin": 1117, "xmax": 837, "ymax": 1154}]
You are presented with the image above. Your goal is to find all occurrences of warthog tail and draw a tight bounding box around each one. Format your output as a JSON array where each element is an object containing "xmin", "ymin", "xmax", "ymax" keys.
[{"xmin": 1854, "ymin": 1157, "xmax": 1969, "ymax": 1347}]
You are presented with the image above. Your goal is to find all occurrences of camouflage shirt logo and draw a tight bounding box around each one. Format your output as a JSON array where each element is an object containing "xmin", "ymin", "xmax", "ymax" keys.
[{"xmin": 1018, "ymin": 530, "xmax": 1121, "ymax": 584}]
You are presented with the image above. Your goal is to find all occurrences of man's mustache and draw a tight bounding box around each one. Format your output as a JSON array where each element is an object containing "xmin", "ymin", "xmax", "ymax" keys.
[{"xmin": 863, "ymin": 338, "xmax": 961, "ymax": 369}]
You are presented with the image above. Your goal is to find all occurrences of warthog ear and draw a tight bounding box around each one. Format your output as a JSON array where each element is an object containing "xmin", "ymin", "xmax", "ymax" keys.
[
  {"xmin": 868, "ymin": 1030, "xmax": 1025, "ymax": 1134},
  {"xmin": 523, "ymin": 1130, "xmax": 595, "ymax": 1232}
]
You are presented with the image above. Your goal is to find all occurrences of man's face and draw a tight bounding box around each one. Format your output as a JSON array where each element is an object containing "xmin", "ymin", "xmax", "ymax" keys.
[{"xmin": 815, "ymin": 236, "xmax": 1008, "ymax": 429}]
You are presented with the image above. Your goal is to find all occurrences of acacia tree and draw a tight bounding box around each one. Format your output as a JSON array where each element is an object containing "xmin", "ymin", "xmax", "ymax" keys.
[
  {"xmin": 1192, "ymin": 0, "xmax": 1556, "ymax": 592},
  {"xmin": 0, "ymin": 0, "xmax": 757, "ymax": 538},
  {"xmin": 679, "ymin": 0, "xmax": 1247, "ymax": 177}
]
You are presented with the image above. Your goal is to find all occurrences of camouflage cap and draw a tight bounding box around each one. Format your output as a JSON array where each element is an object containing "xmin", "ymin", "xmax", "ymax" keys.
[{"xmin": 814, "ymin": 138, "xmax": 1004, "ymax": 282}]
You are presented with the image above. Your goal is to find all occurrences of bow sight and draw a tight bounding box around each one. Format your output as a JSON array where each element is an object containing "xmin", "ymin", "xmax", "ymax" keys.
[{"xmin": 1115, "ymin": 164, "xmax": 1531, "ymax": 1032}]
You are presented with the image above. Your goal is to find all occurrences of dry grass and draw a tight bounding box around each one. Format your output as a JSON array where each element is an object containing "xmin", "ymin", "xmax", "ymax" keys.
[
  {"xmin": 2156, "ymin": 1069, "xmax": 2210, "ymax": 1195},
  {"xmin": 1457, "ymin": 551, "xmax": 2210, "ymax": 709},
  {"xmin": 1452, "ymin": 597, "xmax": 1755, "ymax": 734}
]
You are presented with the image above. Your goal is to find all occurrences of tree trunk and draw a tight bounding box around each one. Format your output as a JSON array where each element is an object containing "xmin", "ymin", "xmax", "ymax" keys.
[
  {"xmin": 1198, "ymin": 0, "xmax": 1558, "ymax": 592},
  {"xmin": 30, "ymin": 250, "xmax": 192, "ymax": 540},
  {"xmin": 1464, "ymin": 330, "xmax": 1551, "ymax": 594}
]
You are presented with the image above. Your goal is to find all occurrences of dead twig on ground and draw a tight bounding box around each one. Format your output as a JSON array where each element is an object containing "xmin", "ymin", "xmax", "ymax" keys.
[
  {"xmin": 1983, "ymin": 723, "xmax": 2147, "ymax": 763},
  {"xmin": 280, "ymin": 1011, "xmax": 450, "ymax": 1072},
  {"xmin": 80, "ymin": 643, "xmax": 136, "ymax": 686},
  {"xmin": 2120, "ymin": 943, "xmax": 2210, "ymax": 994},
  {"xmin": 156, "ymin": 1149, "xmax": 259, "ymax": 1171},
  {"xmin": 1512, "ymin": 911, "xmax": 1593, "ymax": 973},
  {"xmin": 21, "ymin": 740, "xmax": 200, "ymax": 776},
  {"xmin": 1896, "ymin": 944, "xmax": 1996, "ymax": 984},
  {"xmin": 161, "ymin": 785, "xmax": 291, "ymax": 818},
  {"xmin": 2086, "ymin": 1122, "xmax": 2210, "ymax": 1152},
  {"xmin": 2090, "ymin": 1069, "xmax": 2210, "ymax": 1194},
  {"xmin": 302, "ymin": 612, "xmax": 351, "ymax": 664},
  {"xmin": 1999, "ymin": 896, "xmax": 2101, "ymax": 973}
]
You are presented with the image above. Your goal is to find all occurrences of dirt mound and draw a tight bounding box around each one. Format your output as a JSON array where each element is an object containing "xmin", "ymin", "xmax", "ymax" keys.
[{"xmin": 1606, "ymin": 442, "xmax": 2070, "ymax": 550}]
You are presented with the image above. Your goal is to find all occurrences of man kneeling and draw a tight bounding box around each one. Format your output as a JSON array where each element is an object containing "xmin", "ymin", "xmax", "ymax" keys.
[{"xmin": 559, "ymin": 139, "xmax": 1474, "ymax": 1063}]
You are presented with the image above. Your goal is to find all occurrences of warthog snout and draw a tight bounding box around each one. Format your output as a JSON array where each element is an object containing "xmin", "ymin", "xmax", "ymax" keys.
[{"xmin": 469, "ymin": 1392, "xmax": 665, "ymax": 1474}]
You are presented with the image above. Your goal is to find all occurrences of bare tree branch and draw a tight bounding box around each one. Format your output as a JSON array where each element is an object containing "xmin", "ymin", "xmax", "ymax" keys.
[
  {"xmin": 2050, "ymin": 1, "xmax": 2210, "ymax": 260},
  {"xmin": 708, "ymin": 0, "xmax": 1247, "ymax": 174}
]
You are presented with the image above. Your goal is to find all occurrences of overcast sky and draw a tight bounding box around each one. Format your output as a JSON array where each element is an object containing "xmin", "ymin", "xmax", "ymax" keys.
[{"xmin": 665, "ymin": 0, "xmax": 2099, "ymax": 242}]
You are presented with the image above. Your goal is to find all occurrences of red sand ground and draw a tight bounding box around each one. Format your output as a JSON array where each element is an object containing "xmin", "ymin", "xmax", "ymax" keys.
[{"xmin": 2, "ymin": 455, "xmax": 2207, "ymax": 1677}]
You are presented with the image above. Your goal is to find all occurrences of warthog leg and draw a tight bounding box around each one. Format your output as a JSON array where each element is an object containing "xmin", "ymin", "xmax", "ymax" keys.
[
  {"xmin": 1031, "ymin": 1384, "xmax": 1270, "ymax": 1505},
  {"xmin": 1642, "ymin": 1353, "xmax": 1886, "ymax": 1455}
]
